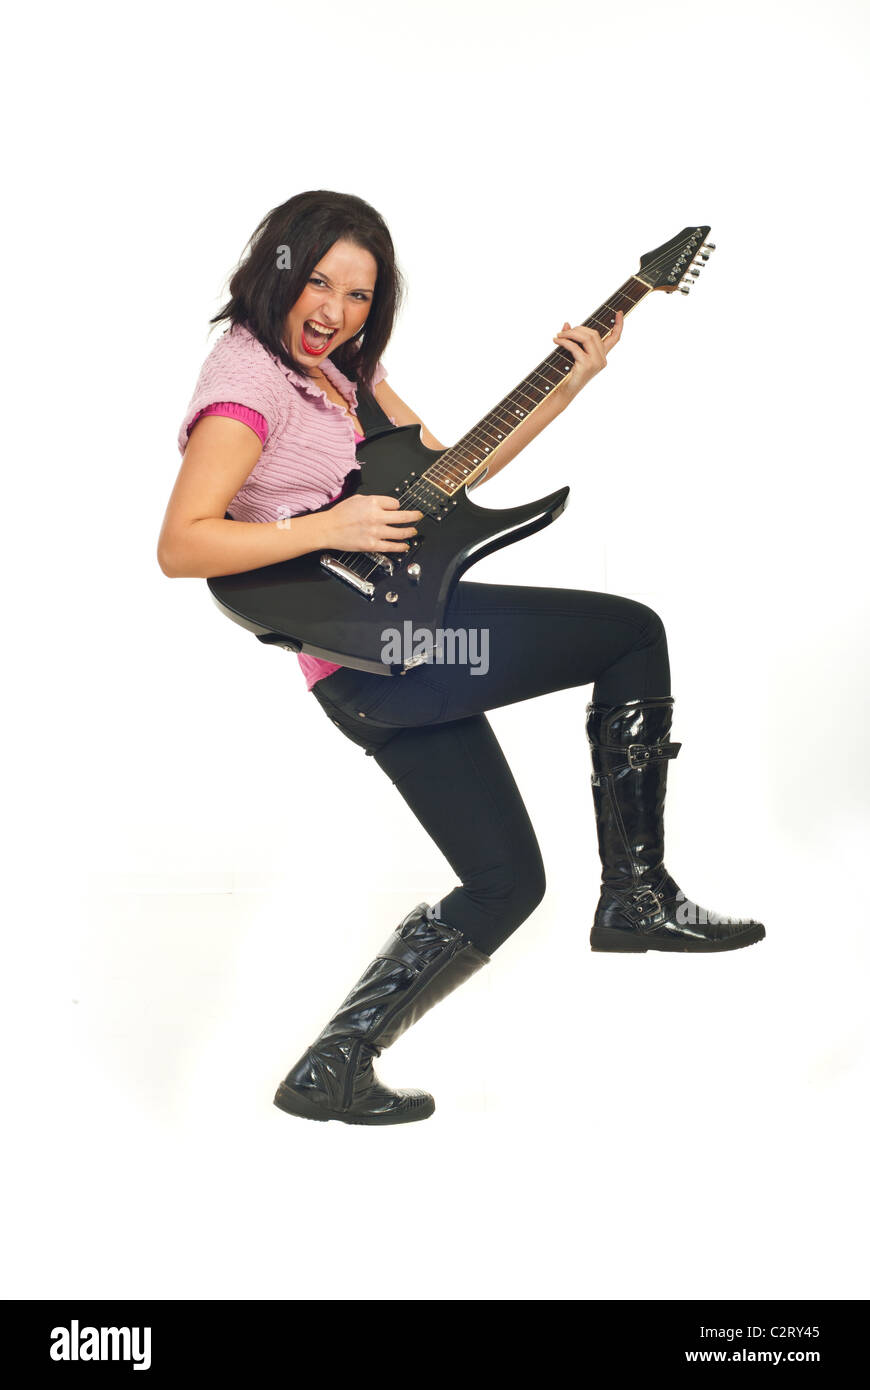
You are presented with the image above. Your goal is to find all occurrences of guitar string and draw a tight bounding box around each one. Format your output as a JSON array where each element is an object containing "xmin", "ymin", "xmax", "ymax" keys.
[{"xmin": 328, "ymin": 239, "xmax": 704, "ymax": 588}]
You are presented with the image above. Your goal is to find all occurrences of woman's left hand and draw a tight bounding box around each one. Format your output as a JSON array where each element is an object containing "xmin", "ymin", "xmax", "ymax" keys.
[{"xmin": 554, "ymin": 309, "xmax": 624, "ymax": 402}]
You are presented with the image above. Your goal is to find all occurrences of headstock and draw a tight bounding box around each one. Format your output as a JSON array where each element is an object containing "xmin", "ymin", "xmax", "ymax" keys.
[{"xmin": 638, "ymin": 226, "xmax": 715, "ymax": 295}]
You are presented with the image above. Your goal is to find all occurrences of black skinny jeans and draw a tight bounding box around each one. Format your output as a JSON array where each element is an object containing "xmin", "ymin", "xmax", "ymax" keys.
[{"xmin": 311, "ymin": 580, "xmax": 670, "ymax": 955}]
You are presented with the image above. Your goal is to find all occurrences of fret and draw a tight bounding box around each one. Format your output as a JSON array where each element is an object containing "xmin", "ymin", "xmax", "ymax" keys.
[
  {"xmin": 470, "ymin": 420, "xmax": 503, "ymax": 444},
  {"xmin": 441, "ymin": 460, "xmax": 473, "ymax": 483},
  {"xmin": 483, "ymin": 415, "xmax": 512, "ymax": 438},
  {"xmin": 461, "ymin": 442, "xmax": 498, "ymax": 468},
  {"xmin": 512, "ymin": 383, "xmax": 549, "ymax": 409},
  {"xmin": 472, "ymin": 420, "xmax": 507, "ymax": 448},
  {"xmin": 531, "ymin": 364, "xmax": 564, "ymax": 388}
]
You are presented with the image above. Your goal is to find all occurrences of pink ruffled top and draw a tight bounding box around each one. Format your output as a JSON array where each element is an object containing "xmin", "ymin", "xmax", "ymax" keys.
[{"xmin": 179, "ymin": 326, "xmax": 394, "ymax": 691}]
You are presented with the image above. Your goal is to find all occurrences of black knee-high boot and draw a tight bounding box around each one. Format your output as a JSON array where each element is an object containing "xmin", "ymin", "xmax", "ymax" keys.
[
  {"xmin": 585, "ymin": 697, "xmax": 765, "ymax": 952},
  {"xmin": 274, "ymin": 902, "xmax": 490, "ymax": 1124}
]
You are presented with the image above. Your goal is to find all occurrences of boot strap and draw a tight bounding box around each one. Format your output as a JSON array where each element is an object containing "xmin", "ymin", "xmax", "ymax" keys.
[
  {"xmin": 626, "ymin": 740, "xmax": 681, "ymax": 769},
  {"xmin": 621, "ymin": 885, "xmax": 668, "ymax": 931},
  {"xmin": 590, "ymin": 739, "xmax": 681, "ymax": 771},
  {"xmin": 375, "ymin": 918, "xmax": 468, "ymax": 975}
]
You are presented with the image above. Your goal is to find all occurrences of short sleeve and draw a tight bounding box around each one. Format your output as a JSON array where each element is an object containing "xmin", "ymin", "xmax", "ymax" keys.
[
  {"xmin": 189, "ymin": 402, "xmax": 268, "ymax": 445},
  {"xmin": 177, "ymin": 326, "xmax": 290, "ymax": 457}
]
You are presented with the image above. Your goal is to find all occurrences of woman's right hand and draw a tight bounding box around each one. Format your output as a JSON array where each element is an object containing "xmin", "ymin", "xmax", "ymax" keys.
[{"xmin": 324, "ymin": 493, "xmax": 424, "ymax": 553}]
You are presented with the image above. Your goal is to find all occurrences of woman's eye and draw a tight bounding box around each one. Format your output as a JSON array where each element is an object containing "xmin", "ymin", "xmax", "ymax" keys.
[{"xmin": 308, "ymin": 278, "xmax": 368, "ymax": 301}]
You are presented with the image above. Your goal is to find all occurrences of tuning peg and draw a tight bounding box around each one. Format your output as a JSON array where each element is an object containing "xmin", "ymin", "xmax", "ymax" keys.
[
  {"xmin": 679, "ymin": 282, "xmax": 692, "ymax": 294},
  {"xmin": 689, "ymin": 267, "xmax": 701, "ymax": 277},
  {"xmin": 702, "ymin": 242, "xmax": 716, "ymax": 252}
]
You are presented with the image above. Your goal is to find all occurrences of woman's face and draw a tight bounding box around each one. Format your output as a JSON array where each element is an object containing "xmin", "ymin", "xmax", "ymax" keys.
[{"xmin": 284, "ymin": 238, "xmax": 378, "ymax": 364}]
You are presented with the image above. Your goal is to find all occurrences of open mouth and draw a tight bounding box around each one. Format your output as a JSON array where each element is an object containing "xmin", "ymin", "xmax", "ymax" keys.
[{"xmin": 301, "ymin": 320, "xmax": 338, "ymax": 355}]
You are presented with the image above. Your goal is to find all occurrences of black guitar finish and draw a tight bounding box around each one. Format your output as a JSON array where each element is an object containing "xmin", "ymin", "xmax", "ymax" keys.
[
  {"xmin": 206, "ymin": 226, "xmax": 715, "ymax": 676},
  {"xmin": 208, "ymin": 424, "xmax": 569, "ymax": 675}
]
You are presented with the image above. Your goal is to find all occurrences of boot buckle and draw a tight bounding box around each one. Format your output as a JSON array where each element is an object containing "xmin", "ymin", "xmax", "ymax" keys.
[
  {"xmin": 630, "ymin": 887, "xmax": 666, "ymax": 930},
  {"xmin": 627, "ymin": 743, "xmax": 652, "ymax": 769}
]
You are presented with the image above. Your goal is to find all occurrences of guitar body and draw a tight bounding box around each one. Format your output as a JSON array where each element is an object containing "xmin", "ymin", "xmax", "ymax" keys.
[{"xmin": 208, "ymin": 424, "xmax": 569, "ymax": 675}]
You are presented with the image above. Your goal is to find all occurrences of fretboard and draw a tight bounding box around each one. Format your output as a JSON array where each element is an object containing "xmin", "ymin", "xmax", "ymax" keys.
[{"xmin": 424, "ymin": 274, "xmax": 654, "ymax": 497}]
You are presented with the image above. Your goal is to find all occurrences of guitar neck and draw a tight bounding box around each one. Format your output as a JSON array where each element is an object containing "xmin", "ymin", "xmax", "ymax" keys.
[{"xmin": 425, "ymin": 274, "xmax": 655, "ymax": 496}]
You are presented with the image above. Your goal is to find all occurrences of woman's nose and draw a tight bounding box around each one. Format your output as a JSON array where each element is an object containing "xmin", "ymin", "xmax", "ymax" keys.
[{"xmin": 318, "ymin": 294, "xmax": 342, "ymax": 327}]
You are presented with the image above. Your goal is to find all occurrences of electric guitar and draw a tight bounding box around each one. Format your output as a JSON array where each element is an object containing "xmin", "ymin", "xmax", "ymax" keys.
[{"xmin": 207, "ymin": 226, "xmax": 714, "ymax": 675}]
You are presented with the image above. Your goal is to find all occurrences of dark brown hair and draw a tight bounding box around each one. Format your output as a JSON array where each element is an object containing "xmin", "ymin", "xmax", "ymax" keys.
[{"xmin": 210, "ymin": 190, "xmax": 404, "ymax": 388}]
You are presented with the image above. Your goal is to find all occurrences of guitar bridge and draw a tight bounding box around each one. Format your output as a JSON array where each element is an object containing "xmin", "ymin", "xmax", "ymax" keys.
[
  {"xmin": 320, "ymin": 547, "xmax": 397, "ymax": 598},
  {"xmin": 320, "ymin": 554, "xmax": 375, "ymax": 598}
]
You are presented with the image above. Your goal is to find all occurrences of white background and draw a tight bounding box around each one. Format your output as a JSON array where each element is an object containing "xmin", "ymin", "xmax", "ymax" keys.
[{"xmin": 4, "ymin": 0, "xmax": 868, "ymax": 1300}]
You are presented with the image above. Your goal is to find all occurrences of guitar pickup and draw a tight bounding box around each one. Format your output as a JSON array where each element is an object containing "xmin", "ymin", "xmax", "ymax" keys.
[{"xmin": 399, "ymin": 479, "xmax": 451, "ymax": 518}]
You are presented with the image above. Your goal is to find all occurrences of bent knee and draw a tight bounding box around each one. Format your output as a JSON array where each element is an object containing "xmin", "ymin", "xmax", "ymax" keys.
[
  {"xmin": 466, "ymin": 850, "xmax": 545, "ymax": 925},
  {"xmin": 622, "ymin": 598, "xmax": 667, "ymax": 647},
  {"xmin": 520, "ymin": 857, "xmax": 546, "ymax": 916}
]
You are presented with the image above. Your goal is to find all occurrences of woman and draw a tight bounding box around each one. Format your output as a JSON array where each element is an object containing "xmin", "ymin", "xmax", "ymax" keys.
[{"xmin": 159, "ymin": 190, "xmax": 765, "ymax": 1127}]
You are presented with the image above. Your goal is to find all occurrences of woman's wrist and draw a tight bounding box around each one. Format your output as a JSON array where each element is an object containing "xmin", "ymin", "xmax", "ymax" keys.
[
  {"xmin": 550, "ymin": 373, "xmax": 584, "ymax": 411},
  {"xmin": 307, "ymin": 509, "xmax": 335, "ymax": 552},
  {"xmin": 289, "ymin": 509, "xmax": 331, "ymax": 554}
]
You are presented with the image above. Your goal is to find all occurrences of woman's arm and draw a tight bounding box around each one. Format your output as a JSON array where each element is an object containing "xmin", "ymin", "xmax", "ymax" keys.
[
  {"xmin": 373, "ymin": 379, "xmax": 447, "ymax": 451},
  {"xmin": 374, "ymin": 312, "xmax": 624, "ymax": 489},
  {"xmin": 157, "ymin": 415, "xmax": 333, "ymax": 578}
]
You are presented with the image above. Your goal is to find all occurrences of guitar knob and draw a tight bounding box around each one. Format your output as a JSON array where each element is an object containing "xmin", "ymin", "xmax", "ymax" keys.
[
  {"xmin": 385, "ymin": 591, "xmax": 399, "ymax": 603},
  {"xmin": 407, "ymin": 563, "xmax": 422, "ymax": 583}
]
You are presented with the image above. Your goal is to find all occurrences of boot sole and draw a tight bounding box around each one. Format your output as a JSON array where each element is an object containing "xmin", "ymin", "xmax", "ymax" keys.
[
  {"xmin": 273, "ymin": 1081, "xmax": 436, "ymax": 1125},
  {"xmin": 590, "ymin": 924, "xmax": 766, "ymax": 953}
]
